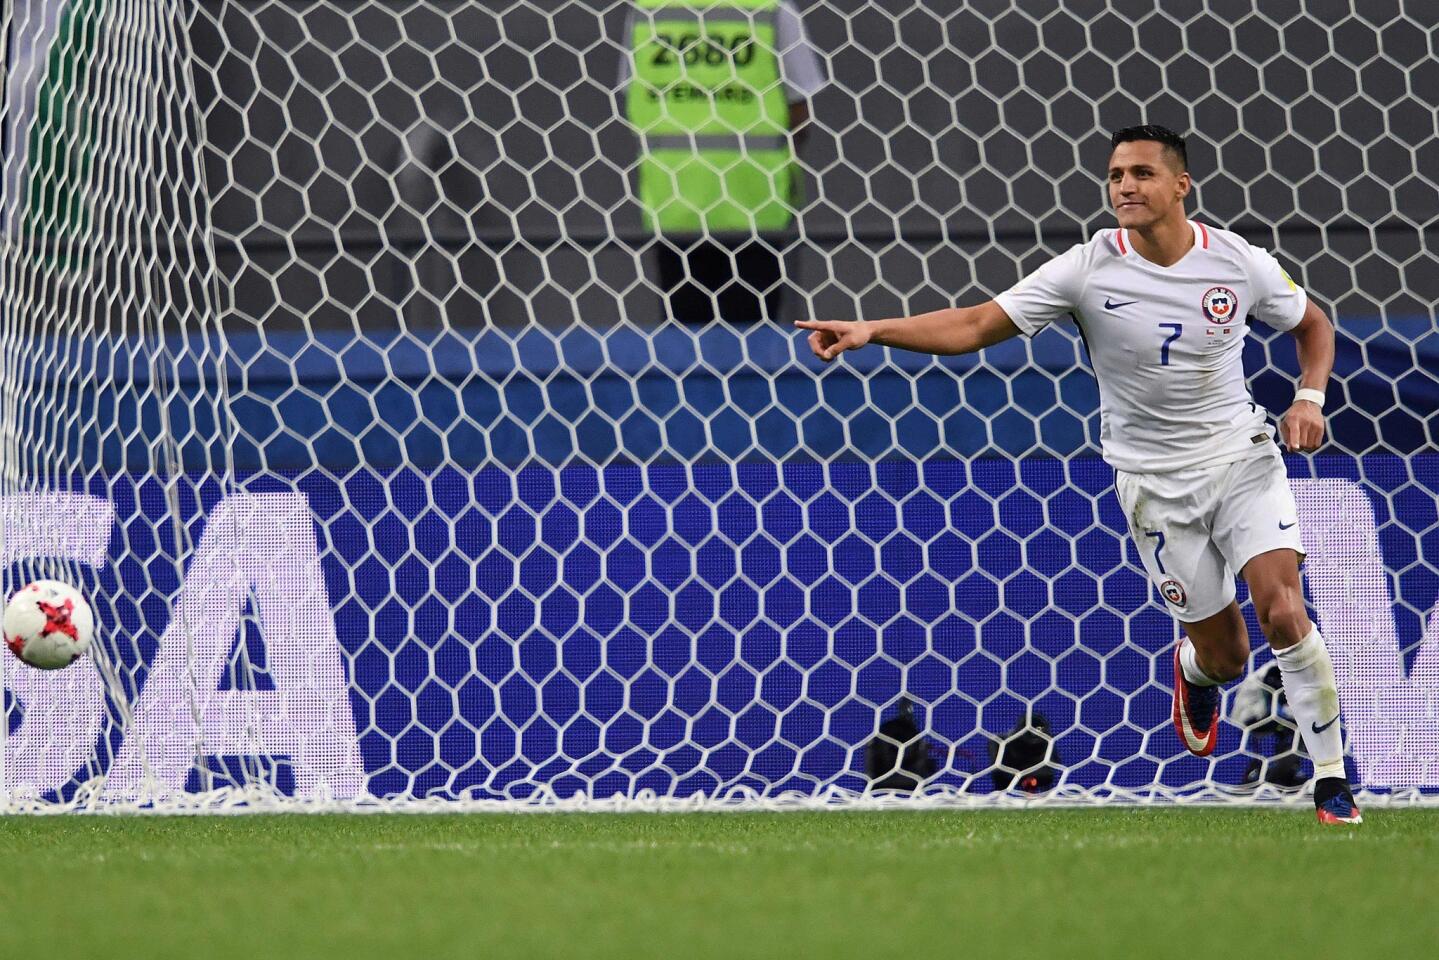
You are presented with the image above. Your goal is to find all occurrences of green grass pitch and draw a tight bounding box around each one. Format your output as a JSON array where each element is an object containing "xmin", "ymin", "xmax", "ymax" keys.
[{"xmin": 2, "ymin": 809, "xmax": 1435, "ymax": 959}]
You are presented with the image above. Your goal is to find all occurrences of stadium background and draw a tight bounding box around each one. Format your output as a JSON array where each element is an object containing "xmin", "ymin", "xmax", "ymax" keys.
[{"xmin": 3, "ymin": 0, "xmax": 1437, "ymax": 804}]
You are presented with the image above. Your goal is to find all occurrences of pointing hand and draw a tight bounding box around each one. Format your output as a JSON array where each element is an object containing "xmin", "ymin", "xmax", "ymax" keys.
[{"xmin": 794, "ymin": 319, "xmax": 875, "ymax": 362}]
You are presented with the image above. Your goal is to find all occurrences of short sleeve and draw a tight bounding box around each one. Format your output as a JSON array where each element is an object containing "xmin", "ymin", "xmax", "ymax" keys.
[
  {"xmin": 1246, "ymin": 244, "xmax": 1307, "ymax": 332},
  {"xmin": 777, "ymin": 2, "xmax": 825, "ymax": 102},
  {"xmin": 994, "ymin": 246, "xmax": 1087, "ymax": 337}
]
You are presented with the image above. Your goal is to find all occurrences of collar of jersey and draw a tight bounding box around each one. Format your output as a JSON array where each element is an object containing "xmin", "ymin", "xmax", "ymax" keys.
[{"xmin": 1114, "ymin": 220, "xmax": 1208, "ymax": 268}]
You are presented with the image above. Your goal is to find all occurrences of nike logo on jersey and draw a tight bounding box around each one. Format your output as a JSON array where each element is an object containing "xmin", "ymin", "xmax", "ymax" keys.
[
  {"xmin": 1312, "ymin": 714, "xmax": 1340, "ymax": 734},
  {"xmin": 1103, "ymin": 297, "xmax": 1139, "ymax": 310},
  {"xmin": 1279, "ymin": 520, "xmax": 1298, "ymax": 530}
]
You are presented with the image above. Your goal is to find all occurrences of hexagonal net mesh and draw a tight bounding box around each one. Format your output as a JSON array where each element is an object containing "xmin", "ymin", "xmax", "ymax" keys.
[{"xmin": 1, "ymin": 0, "xmax": 1436, "ymax": 810}]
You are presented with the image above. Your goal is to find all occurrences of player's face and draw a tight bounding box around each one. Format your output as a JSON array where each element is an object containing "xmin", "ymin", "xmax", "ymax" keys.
[{"xmin": 1107, "ymin": 141, "xmax": 1190, "ymax": 229}]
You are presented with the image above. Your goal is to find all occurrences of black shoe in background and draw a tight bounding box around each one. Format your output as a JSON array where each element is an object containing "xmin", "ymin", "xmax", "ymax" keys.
[
  {"xmin": 866, "ymin": 698, "xmax": 936, "ymax": 791},
  {"xmin": 988, "ymin": 712, "xmax": 1059, "ymax": 793}
]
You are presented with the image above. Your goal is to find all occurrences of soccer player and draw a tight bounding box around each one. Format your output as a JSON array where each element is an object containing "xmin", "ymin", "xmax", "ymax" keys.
[{"xmin": 796, "ymin": 125, "xmax": 1361, "ymax": 824}]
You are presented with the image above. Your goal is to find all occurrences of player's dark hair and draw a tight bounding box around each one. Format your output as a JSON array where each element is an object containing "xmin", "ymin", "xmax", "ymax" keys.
[{"xmin": 1111, "ymin": 124, "xmax": 1188, "ymax": 171}]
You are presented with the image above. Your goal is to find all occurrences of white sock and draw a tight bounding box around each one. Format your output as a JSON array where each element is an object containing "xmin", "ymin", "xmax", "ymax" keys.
[
  {"xmin": 1272, "ymin": 627, "xmax": 1347, "ymax": 781},
  {"xmin": 1179, "ymin": 637, "xmax": 1220, "ymax": 687}
]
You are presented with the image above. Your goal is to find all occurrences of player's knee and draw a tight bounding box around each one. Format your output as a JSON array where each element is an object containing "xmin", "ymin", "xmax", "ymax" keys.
[{"xmin": 1258, "ymin": 591, "xmax": 1310, "ymax": 648}]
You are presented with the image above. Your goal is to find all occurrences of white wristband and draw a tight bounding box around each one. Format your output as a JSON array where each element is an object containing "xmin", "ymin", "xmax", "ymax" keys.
[{"xmin": 1294, "ymin": 387, "xmax": 1326, "ymax": 410}]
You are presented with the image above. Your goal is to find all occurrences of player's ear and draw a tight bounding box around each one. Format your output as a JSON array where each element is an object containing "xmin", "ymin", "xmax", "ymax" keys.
[{"xmin": 1175, "ymin": 172, "xmax": 1192, "ymax": 201}]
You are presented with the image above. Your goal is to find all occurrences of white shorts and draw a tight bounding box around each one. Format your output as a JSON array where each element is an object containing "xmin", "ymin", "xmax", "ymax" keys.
[{"xmin": 1113, "ymin": 451, "xmax": 1304, "ymax": 623}]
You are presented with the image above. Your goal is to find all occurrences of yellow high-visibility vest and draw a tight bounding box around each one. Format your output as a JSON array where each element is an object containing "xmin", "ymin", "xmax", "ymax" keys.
[{"xmin": 627, "ymin": 0, "xmax": 796, "ymax": 233}]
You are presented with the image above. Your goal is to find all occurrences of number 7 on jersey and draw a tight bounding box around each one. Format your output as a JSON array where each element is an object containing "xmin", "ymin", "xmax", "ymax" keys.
[{"xmin": 1158, "ymin": 323, "xmax": 1182, "ymax": 366}]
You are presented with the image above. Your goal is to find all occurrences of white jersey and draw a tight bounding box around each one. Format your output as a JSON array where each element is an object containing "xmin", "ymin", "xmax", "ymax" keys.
[{"xmin": 995, "ymin": 221, "xmax": 1307, "ymax": 473}]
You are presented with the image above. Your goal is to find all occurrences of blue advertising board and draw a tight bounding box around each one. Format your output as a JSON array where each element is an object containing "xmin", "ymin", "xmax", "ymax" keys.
[
  {"xmin": 4, "ymin": 321, "xmax": 1436, "ymax": 803},
  {"xmin": 5, "ymin": 451, "xmax": 1436, "ymax": 804}
]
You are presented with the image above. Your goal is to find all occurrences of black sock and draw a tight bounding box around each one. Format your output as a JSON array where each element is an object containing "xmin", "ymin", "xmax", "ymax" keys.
[{"xmin": 1313, "ymin": 775, "xmax": 1350, "ymax": 806}]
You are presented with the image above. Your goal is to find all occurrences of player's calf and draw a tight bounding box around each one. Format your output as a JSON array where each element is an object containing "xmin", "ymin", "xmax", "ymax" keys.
[{"xmin": 1182, "ymin": 603, "xmax": 1250, "ymax": 681}]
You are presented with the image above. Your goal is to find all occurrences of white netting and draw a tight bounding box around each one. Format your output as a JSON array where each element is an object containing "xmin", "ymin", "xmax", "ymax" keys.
[{"xmin": 1, "ymin": 0, "xmax": 1437, "ymax": 811}]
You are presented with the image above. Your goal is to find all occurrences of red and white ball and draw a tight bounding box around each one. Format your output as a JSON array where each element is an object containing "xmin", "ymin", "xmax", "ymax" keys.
[{"xmin": 4, "ymin": 580, "xmax": 95, "ymax": 670}]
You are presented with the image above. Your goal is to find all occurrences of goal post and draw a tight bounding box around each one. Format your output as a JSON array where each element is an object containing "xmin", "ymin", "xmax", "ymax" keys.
[{"xmin": 1, "ymin": 0, "xmax": 1436, "ymax": 810}]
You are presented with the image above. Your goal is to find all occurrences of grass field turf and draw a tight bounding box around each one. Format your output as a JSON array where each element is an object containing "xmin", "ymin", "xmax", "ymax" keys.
[{"xmin": 2, "ymin": 809, "xmax": 1434, "ymax": 959}]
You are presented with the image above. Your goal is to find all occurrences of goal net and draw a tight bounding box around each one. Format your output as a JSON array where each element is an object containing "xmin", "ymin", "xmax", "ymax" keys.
[{"xmin": 1, "ymin": 0, "xmax": 1435, "ymax": 810}]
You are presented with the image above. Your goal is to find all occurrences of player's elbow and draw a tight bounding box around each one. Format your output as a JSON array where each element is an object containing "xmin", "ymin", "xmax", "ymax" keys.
[
  {"xmin": 948, "ymin": 310, "xmax": 984, "ymax": 354},
  {"xmin": 1293, "ymin": 299, "xmax": 1335, "ymax": 342},
  {"xmin": 950, "ymin": 303, "xmax": 1014, "ymax": 355}
]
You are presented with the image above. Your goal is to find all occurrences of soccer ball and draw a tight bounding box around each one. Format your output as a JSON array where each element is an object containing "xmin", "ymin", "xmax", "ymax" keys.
[{"xmin": 3, "ymin": 580, "xmax": 96, "ymax": 669}]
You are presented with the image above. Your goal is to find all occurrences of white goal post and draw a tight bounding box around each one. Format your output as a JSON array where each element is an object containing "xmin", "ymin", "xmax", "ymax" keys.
[{"xmin": 1, "ymin": 0, "xmax": 1436, "ymax": 810}]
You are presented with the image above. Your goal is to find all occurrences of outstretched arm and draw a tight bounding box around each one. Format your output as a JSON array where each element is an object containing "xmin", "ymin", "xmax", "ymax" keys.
[
  {"xmin": 1278, "ymin": 296, "xmax": 1335, "ymax": 452},
  {"xmin": 795, "ymin": 300, "xmax": 1022, "ymax": 362}
]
